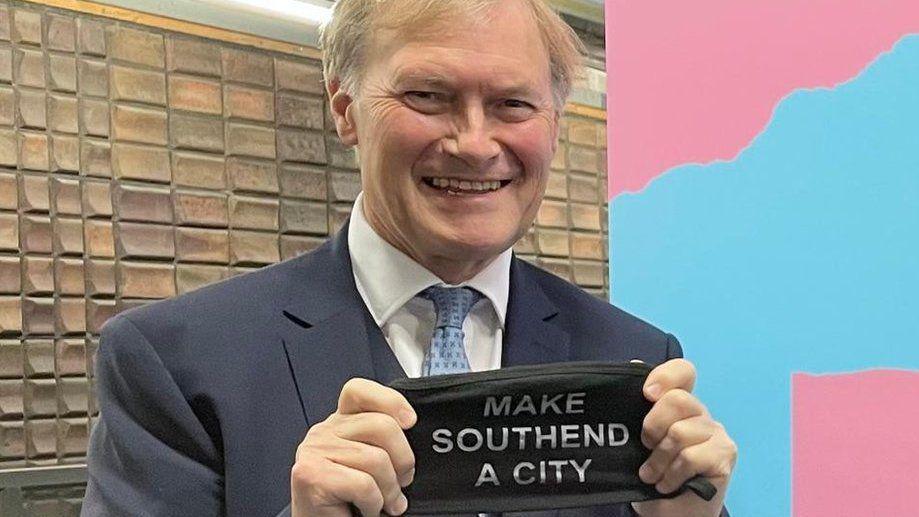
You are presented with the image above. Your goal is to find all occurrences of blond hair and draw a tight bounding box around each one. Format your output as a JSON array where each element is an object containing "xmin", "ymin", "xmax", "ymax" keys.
[{"xmin": 319, "ymin": 0, "xmax": 584, "ymax": 110}]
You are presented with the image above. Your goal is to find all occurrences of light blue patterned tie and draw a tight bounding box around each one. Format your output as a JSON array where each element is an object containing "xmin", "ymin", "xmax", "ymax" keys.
[{"xmin": 420, "ymin": 286, "xmax": 483, "ymax": 376}]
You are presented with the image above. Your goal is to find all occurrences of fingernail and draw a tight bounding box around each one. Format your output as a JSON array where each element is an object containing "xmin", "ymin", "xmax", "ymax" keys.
[
  {"xmin": 645, "ymin": 383, "xmax": 661, "ymax": 400},
  {"xmin": 394, "ymin": 493, "xmax": 409, "ymax": 514},
  {"xmin": 399, "ymin": 468, "xmax": 415, "ymax": 487},
  {"xmin": 399, "ymin": 408, "xmax": 416, "ymax": 428},
  {"xmin": 638, "ymin": 463, "xmax": 653, "ymax": 483},
  {"xmin": 656, "ymin": 481, "xmax": 672, "ymax": 495}
]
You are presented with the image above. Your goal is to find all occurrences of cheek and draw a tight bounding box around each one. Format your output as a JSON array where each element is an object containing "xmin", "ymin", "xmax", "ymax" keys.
[
  {"xmin": 371, "ymin": 110, "xmax": 445, "ymax": 173},
  {"xmin": 505, "ymin": 125, "xmax": 556, "ymax": 183}
]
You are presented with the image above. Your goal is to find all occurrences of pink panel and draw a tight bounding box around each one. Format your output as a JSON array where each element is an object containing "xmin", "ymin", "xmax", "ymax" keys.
[
  {"xmin": 605, "ymin": 0, "xmax": 919, "ymax": 199},
  {"xmin": 792, "ymin": 370, "xmax": 919, "ymax": 516}
]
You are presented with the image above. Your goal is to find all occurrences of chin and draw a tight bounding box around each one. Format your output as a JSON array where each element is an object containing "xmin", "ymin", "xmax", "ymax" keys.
[{"xmin": 435, "ymin": 229, "xmax": 516, "ymax": 261}]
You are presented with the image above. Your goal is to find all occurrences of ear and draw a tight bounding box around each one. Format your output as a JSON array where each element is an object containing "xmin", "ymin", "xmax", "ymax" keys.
[{"xmin": 327, "ymin": 78, "xmax": 359, "ymax": 146}]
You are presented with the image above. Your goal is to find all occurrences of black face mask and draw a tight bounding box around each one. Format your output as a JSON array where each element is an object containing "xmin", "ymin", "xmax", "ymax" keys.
[{"xmin": 389, "ymin": 361, "xmax": 716, "ymax": 514}]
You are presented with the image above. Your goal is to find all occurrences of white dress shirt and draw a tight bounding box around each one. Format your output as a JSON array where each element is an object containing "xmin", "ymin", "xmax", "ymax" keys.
[{"xmin": 348, "ymin": 193, "xmax": 510, "ymax": 377}]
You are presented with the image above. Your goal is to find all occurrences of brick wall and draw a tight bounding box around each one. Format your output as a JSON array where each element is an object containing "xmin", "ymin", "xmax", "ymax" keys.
[{"xmin": 0, "ymin": 0, "xmax": 608, "ymax": 512}]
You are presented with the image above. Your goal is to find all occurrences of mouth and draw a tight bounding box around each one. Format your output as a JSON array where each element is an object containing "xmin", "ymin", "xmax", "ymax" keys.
[{"xmin": 421, "ymin": 177, "xmax": 514, "ymax": 195}]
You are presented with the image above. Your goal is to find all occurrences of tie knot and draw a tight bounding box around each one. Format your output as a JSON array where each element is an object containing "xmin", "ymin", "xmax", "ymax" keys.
[{"xmin": 421, "ymin": 286, "xmax": 483, "ymax": 329}]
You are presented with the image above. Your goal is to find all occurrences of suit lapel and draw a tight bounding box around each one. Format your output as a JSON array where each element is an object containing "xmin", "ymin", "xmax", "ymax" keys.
[
  {"xmin": 503, "ymin": 258, "xmax": 571, "ymax": 367},
  {"xmin": 278, "ymin": 223, "xmax": 381, "ymax": 425}
]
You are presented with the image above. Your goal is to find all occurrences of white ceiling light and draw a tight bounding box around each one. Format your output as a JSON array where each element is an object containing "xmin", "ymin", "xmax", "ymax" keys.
[{"xmin": 208, "ymin": 0, "xmax": 333, "ymax": 26}]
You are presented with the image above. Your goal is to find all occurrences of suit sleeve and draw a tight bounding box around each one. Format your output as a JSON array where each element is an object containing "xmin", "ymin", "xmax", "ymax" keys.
[
  {"xmin": 82, "ymin": 315, "xmax": 225, "ymax": 516},
  {"xmin": 665, "ymin": 333, "xmax": 684, "ymax": 361}
]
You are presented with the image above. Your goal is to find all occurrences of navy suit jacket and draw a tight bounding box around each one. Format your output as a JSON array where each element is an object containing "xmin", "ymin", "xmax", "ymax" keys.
[{"xmin": 82, "ymin": 224, "xmax": 698, "ymax": 517}]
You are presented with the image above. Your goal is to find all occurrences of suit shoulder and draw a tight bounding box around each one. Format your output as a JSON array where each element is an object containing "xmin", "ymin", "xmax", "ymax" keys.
[
  {"xmin": 110, "ymin": 254, "xmax": 306, "ymax": 342},
  {"xmin": 518, "ymin": 259, "xmax": 674, "ymax": 343}
]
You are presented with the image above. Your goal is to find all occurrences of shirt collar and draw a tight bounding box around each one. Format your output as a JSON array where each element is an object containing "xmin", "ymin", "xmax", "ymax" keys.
[{"xmin": 348, "ymin": 192, "xmax": 511, "ymax": 328}]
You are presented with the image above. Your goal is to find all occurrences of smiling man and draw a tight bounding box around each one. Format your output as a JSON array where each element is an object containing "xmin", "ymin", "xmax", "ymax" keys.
[{"xmin": 82, "ymin": 1, "xmax": 735, "ymax": 516}]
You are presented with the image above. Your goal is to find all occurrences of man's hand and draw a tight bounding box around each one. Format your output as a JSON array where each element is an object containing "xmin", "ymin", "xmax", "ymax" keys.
[
  {"xmin": 632, "ymin": 359, "xmax": 737, "ymax": 517},
  {"xmin": 290, "ymin": 378, "xmax": 417, "ymax": 517}
]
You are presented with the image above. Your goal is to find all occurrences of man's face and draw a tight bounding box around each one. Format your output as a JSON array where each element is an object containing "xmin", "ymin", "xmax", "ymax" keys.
[{"xmin": 332, "ymin": 1, "xmax": 559, "ymax": 274}]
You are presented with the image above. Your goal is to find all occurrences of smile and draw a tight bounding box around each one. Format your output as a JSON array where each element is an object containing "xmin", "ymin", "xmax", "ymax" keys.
[{"xmin": 422, "ymin": 177, "xmax": 513, "ymax": 195}]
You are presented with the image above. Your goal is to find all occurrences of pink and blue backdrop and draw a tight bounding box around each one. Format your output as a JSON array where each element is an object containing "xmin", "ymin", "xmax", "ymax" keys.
[{"xmin": 604, "ymin": 1, "xmax": 919, "ymax": 514}]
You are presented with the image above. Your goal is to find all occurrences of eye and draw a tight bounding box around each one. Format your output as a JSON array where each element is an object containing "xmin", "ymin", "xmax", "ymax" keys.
[
  {"xmin": 503, "ymin": 99, "xmax": 535, "ymax": 110},
  {"xmin": 406, "ymin": 91, "xmax": 439, "ymax": 100},
  {"xmin": 403, "ymin": 91, "xmax": 449, "ymax": 113},
  {"xmin": 498, "ymin": 99, "xmax": 536, "ymax": 122}
]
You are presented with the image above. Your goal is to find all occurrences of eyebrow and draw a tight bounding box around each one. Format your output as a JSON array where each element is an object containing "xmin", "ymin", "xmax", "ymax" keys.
[
  {"xmin": 394, "ymin": 71, "xmax": 541, "ymax": 99},
  {"xmin": 393, "ymin": 71, "xmax": 455, "ymax": 88}
]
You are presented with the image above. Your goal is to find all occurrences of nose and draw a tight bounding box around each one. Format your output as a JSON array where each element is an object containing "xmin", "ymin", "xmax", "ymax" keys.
[{"xmin": 442, "ymin": 106, "xmax": 501, "ymax": 169}]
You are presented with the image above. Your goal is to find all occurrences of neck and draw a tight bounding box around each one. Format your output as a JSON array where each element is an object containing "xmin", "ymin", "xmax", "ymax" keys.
[{"xmin": 362, "ymin": 202, "xmax": 498, "ymax": 285}]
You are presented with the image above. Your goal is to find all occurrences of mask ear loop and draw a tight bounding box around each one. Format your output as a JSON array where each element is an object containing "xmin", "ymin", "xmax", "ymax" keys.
[{"xmin": 679, "ymin": 475, "xmax": 718, "ymax": 501}]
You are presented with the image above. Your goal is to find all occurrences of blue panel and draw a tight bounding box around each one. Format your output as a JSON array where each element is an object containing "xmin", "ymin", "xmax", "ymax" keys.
[{"xmin": 610, "ymin": 35, "xmax": 919, "ymax": 515}]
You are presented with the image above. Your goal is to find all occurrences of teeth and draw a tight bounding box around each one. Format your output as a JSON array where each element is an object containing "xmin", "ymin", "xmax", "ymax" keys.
[{"xmin": 427, "ymin": 178, "xmax": 505, "ymax": 193}]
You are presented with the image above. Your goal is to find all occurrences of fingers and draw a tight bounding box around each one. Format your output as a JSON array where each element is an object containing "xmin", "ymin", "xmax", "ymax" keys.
[
  {"xmin": 339, "ymin": 378, "xmax": 417, "ymax": 428},
  {"xmin": 641, "ymin": 388, "xmax": 707, "ymax": 449},
  {"xmin": 643, "ymin": 358, "xmax": 696, "ymax": 401},
  {"xmin": 638, "ymin": 415, "xmax": 717, "ymax": 485},
  {"xmin": 332, "ymin": 411, "xmax": 416, "ymax": 486},
  {"xmin": 321, "ymin": 439, "xmax": 408, "ymax": 514},
  {"xmin": 291, "ymin": 378, "xmax": 418, "ymax": 516},
  {"xmin": 651, "ymin": 428, "xmax": 737, "ymax": 494},
  {"xmin": 291, "ymin": 456, "xmax": 387, "ymax": 516}
]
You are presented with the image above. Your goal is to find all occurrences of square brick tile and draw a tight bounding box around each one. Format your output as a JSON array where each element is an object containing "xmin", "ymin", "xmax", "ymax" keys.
[
  {"xmin": 280, "ymin": 200, "xmax": 327, "ymax": 235},
  {"xmin": 17, "ymin": 89, "xmax": 46, "ymax": 129},
  {"xmin": 0, "ymin": 213, "xmax": 19, "ymax": 252},
  {"xmin": 227, "ymin": 158, "xmax": 278, "ymax": 194},
  {"xmin": 110, "ymin": 65, "xmax": 166, "ymax": 105},
  {"xmin": 166, "ymin": 37, "xmax": 220, "ymax": 76},
  {"xmin": 86, "ymin": 299, "xmax": 114, "ymax": 333},
  {"xmin": 112, "ymin": 184, "xmax": 172, "ymax": 223},
  {"xmin": 169, "ymin": 75, "xmax": 221, "ymax": 115},
  {"xmin": 85, "ymin": 260, "xmax": 115, "ymax": 298},
  {"xmin": 114, "ymin": 222, "xmax": 174, "ymax": 259},
  {"xmin": 229, "ymin": 196, "xmax": 278, "ymax": 231},
  {"xmin": 0, "ymin": 297, "xmax": 22, "ymax": 336},
  {"xmin": 22, "ymin": 256, "xmax": 53, "ymax": 295},
  {"xmin": 176, "ymin": 264, "xmax": 228, "ymax": 294},
  {"xmin": 51, "ymin": 135, "xmax": 79, "ymax": 173},
  {"xmin": 117, "ymin": 262, "xmax": 175, "ymax": 299},
  {"xmin": 55, "ymin": 298, "xmax": 86, "ymax": 335},
  {"xmin": 82, "ymin": 180, "xmax": 112, "ymax": 218},
  {"xmin": 111, "ymin": 143, "xmax": 170, "ymax": 183},
  {"xmin": 83, "ymin": 220, "xmax": 114, "ymax": 258},
  {"xmin": 46, "ymin": 14, "xmax": 76, "ymax": 52},
  {"xmin": 52, "ymin": 218, "xmax": 83, "ymax": 256},
  {"xmin": 229, "ymin": 230, "xmax": 278, "ymax": 265},
  {"xmin": 0, "ymin": 380, "xmax": 24, "ymax": 419},
  {"xmin": 54, "ymin": 339, "xmax": 85, "ymax": 377},
  {"xmin": 54, "ymin": 258, "xmax": 84, "ymax": 296},
  {"xmin": 50, "ymin": 178, "xmax": 81, "ymax": 215},
  {"xmin": 20, "ymin": 215, "xmax": 52, "ymax": 254},
  {"xmin": 80, "ymin": 139, "xmax": 111, "ymax": 178},
  {"xmin": 0, "ymin": 340, "xmax": 24, "ymax": 378},
  {"xmin": 107, "ymin": 26, "xmax": 164, "ymax": 68},
  {"xmin": 21, "ymin": 297, "xmax": 54, "ymax": 336},
  {"xmin": 19, "ymin": 174, "xmax": 50, "ymax": 213},
  {"xmin": 0, "ymin": 256, "xmax": 19, "ymax": 293},
  {"xmin": 23, "ymin": 339, "xmax": 53, "ymax": 378},
  {"xmin": 172, "ymin": 151, "xmax": 225, "ymax": 189},
  {"xmin": 279, "ymin": 164, "xmax": 326, "ymax": 201},
  {"xmin": 173, "ymin": 191, "xmax": 227, "ymax": 228},
  {"xmin": 0, "ymin": 172, "xmax": 15, "ymax": 209},
  {"xmin": 19, "ymin": 132, "xmax": 50, "ymax": 171},
  {"xmin": 175, "ymin": 227, "xmax": 229, "ymax": 264}
]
